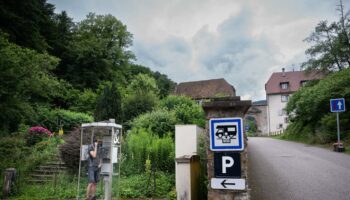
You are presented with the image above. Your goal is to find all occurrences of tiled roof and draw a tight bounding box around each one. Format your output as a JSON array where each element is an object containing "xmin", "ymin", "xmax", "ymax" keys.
[
  {"xmin": 174, "ymin": 78, "xmax": 236, "ymax": 99},
  {"xmin": 265, "ymin": 70, "xmax": 323, "ymax": 95}
]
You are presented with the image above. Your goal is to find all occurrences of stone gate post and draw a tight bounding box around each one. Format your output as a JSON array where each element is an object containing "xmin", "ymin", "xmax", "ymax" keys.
[{"xmin": 202, "ymin": 97, "xmax": 251, "ymax": 200}]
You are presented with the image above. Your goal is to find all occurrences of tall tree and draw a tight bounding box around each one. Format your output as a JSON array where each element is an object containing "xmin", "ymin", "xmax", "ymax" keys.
[
  {"xmin": 64, "ymin": 13, "xmax": 135, "ymax": 89},
  {"xmin": 94, "ymin": 82, "xmax": 123, "ymax": 122},
  {"xmin": 302, "ymin": 0, "xmax": 350, "ymax": 71},
  {"xmin": 0, "ymin": 33, "xmax": 60, "ymax": 133},
  {"xmin": 0, "ymin": 0, "xmax": 56, "ymax": 52}
]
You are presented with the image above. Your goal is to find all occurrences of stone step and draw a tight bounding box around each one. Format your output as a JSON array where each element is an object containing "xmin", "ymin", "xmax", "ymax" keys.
[
  {"xmin": 33, "ymin": 169, "xmax": 63, "ymax": 174},
  {"xmin": 38, "ymin": 165, "xmax": 67, "ymax": 170},
  {"xmin": 31, "ymin": 174, "xmax": 55, "ymax": 178}
]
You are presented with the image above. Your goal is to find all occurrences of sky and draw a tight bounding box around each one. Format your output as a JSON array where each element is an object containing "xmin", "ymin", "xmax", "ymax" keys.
[{"xmin": 48, "ymin": 0, "xmax": 349, "ymax": 101}]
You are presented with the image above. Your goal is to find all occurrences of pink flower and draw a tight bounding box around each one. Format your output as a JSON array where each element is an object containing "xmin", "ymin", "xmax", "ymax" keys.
[{"xmin": 28, "ymin": 126, "xmax": 53, "ymax": 137}]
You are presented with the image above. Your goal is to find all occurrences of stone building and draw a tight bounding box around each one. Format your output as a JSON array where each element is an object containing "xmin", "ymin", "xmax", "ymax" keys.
[{"xmin": 245, "ymin": 100, "xmax": 268, "ymax": 136}]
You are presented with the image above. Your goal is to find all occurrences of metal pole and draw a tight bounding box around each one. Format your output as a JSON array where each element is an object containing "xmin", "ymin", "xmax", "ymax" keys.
[
  {"xmin": 337, "ymin": 112, "xmax": 340, "ymax": 144},
  {"xmin": 77, "ymin": 127, "xmax": 84, "ymax": 200}
]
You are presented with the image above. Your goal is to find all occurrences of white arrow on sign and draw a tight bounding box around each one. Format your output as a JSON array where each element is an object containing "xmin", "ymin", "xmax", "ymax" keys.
[
  {"xmin": 211, "ymin": 178, "xmax": 246, "ymax": 190},
  {"xmin": 338, "ymin": 101, "xmax": 343, "ymax": 110}
]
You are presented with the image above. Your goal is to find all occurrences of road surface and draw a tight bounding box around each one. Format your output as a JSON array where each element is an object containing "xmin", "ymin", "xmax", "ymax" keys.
[{"xmin": 248, "ymin": 137, "xmax": 350, "ymax": 200}]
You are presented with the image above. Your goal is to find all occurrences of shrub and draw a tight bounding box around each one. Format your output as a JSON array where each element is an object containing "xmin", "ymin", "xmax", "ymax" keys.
[
  {"xmin": 25, "ymin": 126, "xmax": 53, "ymax": 146},
  {"xmin": 34, "ymin": 107, "xmax": 93, "ymax": 133},
  {"xmin": 123, "ymin": 129, "xmax": 175, "ymax": 175},
  {"xmin": 132, "ymin": 109, "xmax": 177, "ymax": 138},
  {"xmin": 159, "ymin": 95, "xmax": 205, "ymax": 127}
]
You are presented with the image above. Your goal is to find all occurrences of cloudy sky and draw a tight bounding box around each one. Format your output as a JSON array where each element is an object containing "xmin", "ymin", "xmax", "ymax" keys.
[{"xmin": 48, "ymin": 0, "xmax": 349, "ymax": 100}]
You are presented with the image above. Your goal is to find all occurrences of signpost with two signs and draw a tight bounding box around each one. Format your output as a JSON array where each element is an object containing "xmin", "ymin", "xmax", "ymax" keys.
[{"xmin": 209, "ymin": 117, "xmax": 246, "ymax": 190}]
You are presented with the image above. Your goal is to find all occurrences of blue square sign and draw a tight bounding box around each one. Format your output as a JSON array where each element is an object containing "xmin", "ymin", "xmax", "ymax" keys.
[
  {"xmin": 209, "ymin": 118, "xmax": 244, "ymax": 151},
  {"xmin": 330, "ymin": 98, "xmax": 346, "ymax": 112}
]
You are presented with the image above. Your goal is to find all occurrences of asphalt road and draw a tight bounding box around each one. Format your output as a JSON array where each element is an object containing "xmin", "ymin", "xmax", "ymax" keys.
[{"xmin": 248, "ymin": 137, "xmax": 350, "ymax": 200}]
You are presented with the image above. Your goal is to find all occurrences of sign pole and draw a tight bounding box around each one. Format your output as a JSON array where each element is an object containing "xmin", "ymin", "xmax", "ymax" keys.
[{"xmin": 336, "ymin": 112, "xmax": 340, "ymax": 144}]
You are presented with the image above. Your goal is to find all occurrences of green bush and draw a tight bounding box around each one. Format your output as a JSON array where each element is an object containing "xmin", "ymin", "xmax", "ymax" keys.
[
  {"xmin": 286, "ymin": 69, "xmax": 350, "ymax": 143},
  {"xmin": 34, "ymin": 107, "xmax": 93, "ymax": 133},
  {"xmin": 123, "ymin": 129, "xmax": 175, "ymax": 175},
  {"xmin": 132, "ymin": 109, "xmax": 178, "ymax": 138},
  {"xmin": 159, "ymin": 95, "xmax": 205, "ymax": 127}
]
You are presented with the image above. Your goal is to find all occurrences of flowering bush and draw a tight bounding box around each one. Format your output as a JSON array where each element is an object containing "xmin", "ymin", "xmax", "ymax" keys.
[{"xmin": 26, "ymin": 126, "xmax": 53, "ymax": 146}]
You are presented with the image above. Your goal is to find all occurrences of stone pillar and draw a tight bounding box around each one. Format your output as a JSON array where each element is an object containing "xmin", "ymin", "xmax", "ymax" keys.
[
  {"xmin": 2, "ymin": 168, "xmax": 16, "ymax": 200},
  {"xmin": 202, "ymin": 97, "xmax": 251, "ymax": 200}
]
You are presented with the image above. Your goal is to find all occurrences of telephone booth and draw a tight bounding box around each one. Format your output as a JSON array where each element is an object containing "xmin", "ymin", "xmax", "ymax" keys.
[{"xmin": 76, "ymin": 119, "xmax": 122, "ymax": 200}]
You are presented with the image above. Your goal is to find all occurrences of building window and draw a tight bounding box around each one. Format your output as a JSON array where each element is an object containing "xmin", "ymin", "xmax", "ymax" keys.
[
  {"xmin": 300, "ymin": 80, "xmax": 308, "ymax": 87},
  {"xmin": 280, "ymin": 82, "xmax": 289, "ymax": 90},
  {"xmin": 282, "ymin": 109, "xmax": 287, "ymax": 115},
  {"xmin": 277, "ymin": 123, "xmax": 283, "ymax": 129},
  {"xmin": 284, "ymin": 117, "xmax": 289, "ymax": 123},
  {"xmin": 281, "ymin": 95, "xmax": 289, "ymax": 102}
]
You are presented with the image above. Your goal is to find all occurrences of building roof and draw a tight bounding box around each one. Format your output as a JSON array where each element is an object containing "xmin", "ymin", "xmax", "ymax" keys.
[
  {"xmin": 174, "ymin": 78, "xmax": 236, "ymax": 99},
  {"xmin": 265, "ymin": 70, "xmax": 323, "ymax": 95},
  {"xmin": 253, "ymin": 100, "xmax": 267, "ymax": 106}
]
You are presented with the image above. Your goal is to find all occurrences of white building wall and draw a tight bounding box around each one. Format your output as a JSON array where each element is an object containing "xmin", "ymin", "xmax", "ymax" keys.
[{"xmin": 267, "ymin": 94, "xmax": 289, "ymax": 134}]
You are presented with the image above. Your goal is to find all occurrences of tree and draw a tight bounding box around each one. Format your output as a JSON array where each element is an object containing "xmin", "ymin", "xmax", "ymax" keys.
[
  {"xmin": 123, "ymin": 74, "xmax": 159, "ymax": 123},
  {"xmin": 0, "ymin": 0, "xmax": 57, "ymax": 52},
  {"xmin": 302, "ymin": 0, "xmax": 350, "ymax": 71},
  {"xmin": 64, "ymin": 13, "xmax": 135, "ymax": 89},
  {"xmin": 0, "ymin": 33, "xmax": 60, "ymax": 133},
  {"xmin": 94, "ymin": 82, "xmax": 123, "ymax": 122}
]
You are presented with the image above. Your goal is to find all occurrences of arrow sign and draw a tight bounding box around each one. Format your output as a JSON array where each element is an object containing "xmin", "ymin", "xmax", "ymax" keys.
[
  {"xmin": 338, "ymin": 101, "xmax": 343, "ymax": 110},
  {"xmin": 211, "ymin": 178, "xmax": 245, "ymax": 190},
  {"xmin": 330, "ymin": 98, "xmax": 346, "ymax": 112},
  {"xmin": 221, "ymin": 179, "xmax": 236, "ymax": 188}
]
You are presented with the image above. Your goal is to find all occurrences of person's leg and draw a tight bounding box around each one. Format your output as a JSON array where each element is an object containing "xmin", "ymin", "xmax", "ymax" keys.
[
  {"xmin": 91, "ymin": 183, "xmax": 96, "ymax": 198},
  {"xmin": 86, "ymin": 183, "xmax": 93, "ymax": 199},
  {"xmin": 87, "ymin": 167, "xmax": 94, "ymax": 199}
]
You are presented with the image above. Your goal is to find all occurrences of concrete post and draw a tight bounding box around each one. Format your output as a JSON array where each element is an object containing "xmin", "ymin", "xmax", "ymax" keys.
[
  {"xmin": 2, "ymin": 168, "xmax": 16, "ymax": 200},
  {"xmin": 202, "ymin": 97, "xmax": 251, "ymax": 200},
  {"xmin": 175, "ymin": 125, "xmax": 203, "ymax": 200}
]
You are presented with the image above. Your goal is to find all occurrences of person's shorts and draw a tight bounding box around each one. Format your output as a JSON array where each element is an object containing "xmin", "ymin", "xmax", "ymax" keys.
[{"xmin": 88, "ymin": 167, "xmax": 100, "ymax": 183}]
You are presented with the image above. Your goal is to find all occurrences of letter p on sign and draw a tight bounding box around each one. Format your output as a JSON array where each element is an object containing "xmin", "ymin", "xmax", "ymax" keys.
[{"xmin": 222, "ymin": 156, "xmax": 234, "ymax": 173}]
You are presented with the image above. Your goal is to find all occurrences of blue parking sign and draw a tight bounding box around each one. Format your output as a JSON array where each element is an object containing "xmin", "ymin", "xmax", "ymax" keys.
[{"xmin": 330, "ymin": 98, "xmax": 346, "ymax": 112}]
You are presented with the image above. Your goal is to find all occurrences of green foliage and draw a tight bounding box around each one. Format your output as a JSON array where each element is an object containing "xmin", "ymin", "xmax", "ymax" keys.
[
  {"xmin": 119, "ymin": 172, "xmax": 175, "ymax": 198},
  {"xmin": 126, "ymin": 64, "xmax": 176, "ymax": 98},
  {"xmin": 123, "ymin": 92, "xmax": 158, "ymax": 124},
  {"xmin": 127, "ymin": 73, "xmax": 159, "ymax": 95},
  {"xmin": 11, "ymin": 173, "xmax": 78, "ymax": 200},
  {"xmin": 0, "ymin": 0, "xmax": 56, "ymax": 52},
  {"xmin": 286, "ymin": 68, "xmax": 350, "ymax": 143},
  {"xmin": 0, "ymin": 33, "xmax": 60, "ymax": 133},
  {"xmin": 69, "ymin": 89, "xmax": 97, "ymax": 115},
  {"xmin": 245, "ymin": 117, "xmax": 257, "ymax": 137},
  {"xmin": 63, "ymin": 13, "xmax": 134, "ymax": 89},
  {"xmin": 34, "ymin": 107, "xmax": 93, "ymax": 133},
  {"xmin": 123, "ymin": 129, "xmax": 175, "ymax": 175},
  {"xmin": 94, "ymin": 82, "xmax": 122, "ymax": 121},
  {"xmin": 132, "ymin": 110, "xmax": 178, "ymax": 137},
  {"xmin": 159, "ymin": 95, "xmax": 205, "ymax": 127},
  {"xmin": 302, "ymin": 1, "xmax": 350, "ymax": 71}
]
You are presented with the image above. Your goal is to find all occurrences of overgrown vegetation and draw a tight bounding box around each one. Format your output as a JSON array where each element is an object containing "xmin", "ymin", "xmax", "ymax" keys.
[
  {"xmin": 0, "ymin": 0, "xmax": 177, "ymax": 198},
  {"xmin": 283, "ymin": 1, "xmax": 350, "ymax": 146},
  {"xmin": 285, "ymin": 68, "xmax": 350, "ymax": 144}
]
